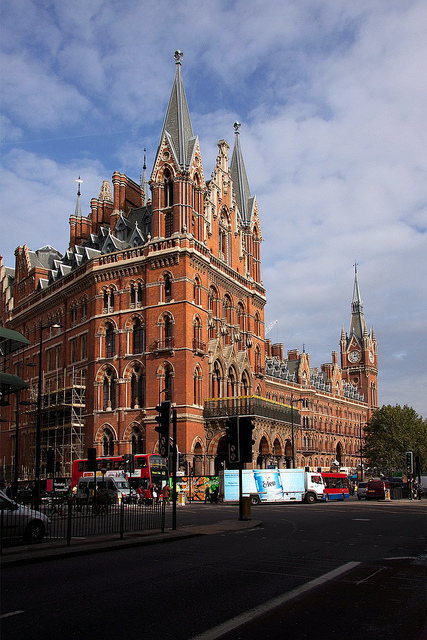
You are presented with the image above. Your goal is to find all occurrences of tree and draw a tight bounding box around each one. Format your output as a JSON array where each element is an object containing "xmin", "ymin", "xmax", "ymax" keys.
[{"xmin": 363, "ymin": 405, "xmax": 427, "ymax": 475}]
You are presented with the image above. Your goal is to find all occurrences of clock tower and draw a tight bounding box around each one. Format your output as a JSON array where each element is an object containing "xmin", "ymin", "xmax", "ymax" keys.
[{"xmin": 340, "ymin": 264, "xmax": 378, "ymax": 413}]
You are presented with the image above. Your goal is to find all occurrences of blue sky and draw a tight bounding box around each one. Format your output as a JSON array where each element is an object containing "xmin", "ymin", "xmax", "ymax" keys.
[{"xmin": 1, "ymin": 0, "xmax": 426, "ymax": 416}]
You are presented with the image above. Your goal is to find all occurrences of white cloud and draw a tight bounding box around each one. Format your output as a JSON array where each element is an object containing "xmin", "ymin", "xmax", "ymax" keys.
[{"xmin": 0, "ymin": 0, "xmax": 426, "ymax": 416}]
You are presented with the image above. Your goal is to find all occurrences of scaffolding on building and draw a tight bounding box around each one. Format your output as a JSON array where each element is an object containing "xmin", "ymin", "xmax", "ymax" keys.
[{"xmin": 24, "ymin": 367, "xmax": 85, "ymax": 480}]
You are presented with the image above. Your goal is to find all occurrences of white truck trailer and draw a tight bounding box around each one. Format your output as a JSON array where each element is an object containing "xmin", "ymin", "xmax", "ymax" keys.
[{"xmin": 220, "ymin": 468, "xmax": 325, "ymax": 504}]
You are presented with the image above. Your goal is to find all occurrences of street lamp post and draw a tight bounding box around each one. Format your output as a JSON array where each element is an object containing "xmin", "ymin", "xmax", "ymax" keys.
[
  {"xmin": 34, "ymin": 320, "xmax": 61, "ymax": 508},
  {"xmin": 359, "ymin": 420, "xmax": 365, "ymax": 482},
  {"xmin": 290, "ymin": 394, "xmax": 304, "ymax": 469},
  {"xmin": 13, "ymin": 363, "xmax": 36, "ymax": 499}
]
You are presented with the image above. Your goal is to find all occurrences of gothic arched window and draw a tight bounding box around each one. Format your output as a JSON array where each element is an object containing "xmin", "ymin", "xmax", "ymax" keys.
[
  {"xmin": 131, "ymin": 426, "xmax": 145, "ymax": 454},
  {"xmin": 102, "ymin": 428, "xmax": 114, "ymax": 456},
  {"xmin": 102, "ymin": 367, "xmax": 117, "ymax": 411},
  {"xmin": 132, "ymin": 318, "xmax": 144, "ymax": 354},
  {"xmin": 105, "ymin": 322, "xmax": 116, "ymax": 358},
  {"xmin": 130, "ymin": 365, "xmax": 145, "ymax": 409}
]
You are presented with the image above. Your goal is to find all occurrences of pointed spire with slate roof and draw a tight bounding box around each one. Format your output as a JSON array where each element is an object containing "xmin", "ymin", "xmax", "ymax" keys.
[
  {"xmin": 156, "ymin": 50, "xmax": 196, "ymax": 171},
  {"xmin": 349, "ymin": 262, "xmax": 367, "ymax": 342},
  {"xmin": 230, "ymin": 122, "xmax": 254, "ymax": 226},
  {"xmin": 75, "ymin": 177, "xmax": 83, "ymax": 217},
  {"xmin": 141, "ymin": 149, "xmax": 150, "ymax": 205}
]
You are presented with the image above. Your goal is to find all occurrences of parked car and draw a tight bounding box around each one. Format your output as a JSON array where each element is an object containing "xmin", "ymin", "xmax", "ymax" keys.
[
  {"xmin": 366, "ymin": 479, "xmax": 390, "ymax": 500},
  {"xmin": 356, "ymin": 481, "xmax": 368, "ymax": 500},
  {"xmin": 0, "ymin": 490, "xmax": 50, "ymax": 542}
]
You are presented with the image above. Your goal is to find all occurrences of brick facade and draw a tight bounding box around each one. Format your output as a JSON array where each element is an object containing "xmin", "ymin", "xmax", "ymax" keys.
[{"xmin": 0, "ymin": 53, "xmax": 377, "ymax": 481}]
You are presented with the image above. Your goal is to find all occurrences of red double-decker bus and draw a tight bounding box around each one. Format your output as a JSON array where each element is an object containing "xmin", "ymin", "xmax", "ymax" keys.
[
  {"xmin": 71, "ymin": 454, "xmax": 168, "ymax": 500},
  {"xmin": 321, "ymin": 472, "xmax": 350, "ymax": 500}
]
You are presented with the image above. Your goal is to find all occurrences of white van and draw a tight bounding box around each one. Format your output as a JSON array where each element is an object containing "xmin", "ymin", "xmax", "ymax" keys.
[{"xmin": 77, "ymin": 474, "xmax": 133, "ymax": 503}]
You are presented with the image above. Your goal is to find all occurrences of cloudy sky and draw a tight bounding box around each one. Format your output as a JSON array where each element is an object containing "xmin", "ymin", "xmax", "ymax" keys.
[{"xmin": 1, "ymin": 0, "xmax": 426, "ymax": 416}]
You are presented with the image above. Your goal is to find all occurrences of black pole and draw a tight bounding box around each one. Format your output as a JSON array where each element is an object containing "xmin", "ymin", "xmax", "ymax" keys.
[
  {"xmin": 291, "ymin": 395, "xmax": 295, "ymax": 469},
  {"xmin": 172, "ymin": 408, "xmax": 177, "ymax": 530},
  {"xmin": 13, "ymin": 387, "xmax": 20, "ymax": 500},
  {"xmin": 34, "ymin": 323, "xmax": 44, "ymax": 509},
  {"xmin": 237, "ymin": 417, "xmax": 244, "ymax": 521},
  {"xmin": 360, "ymin": 420, "xmax": 364, "ymax": 481}
]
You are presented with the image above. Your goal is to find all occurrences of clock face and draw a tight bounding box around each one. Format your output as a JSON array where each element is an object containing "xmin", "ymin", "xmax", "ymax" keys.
[
  {"xmin": 348, "ymin": 349, "xmax": 361, "ymax": 363},
  {"xmin": 369, "ymin": 351, "xmax": 374, "ymax": 363}
]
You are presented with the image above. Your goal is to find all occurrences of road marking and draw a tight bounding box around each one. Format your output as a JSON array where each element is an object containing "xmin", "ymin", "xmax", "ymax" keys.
[
  {"xmin": 189, "ymin": 562, "xmax": 360, "ymax": 640},
  {"xmin": 352, "ymin": 518, "xmax": 371, "ymax": 521},
  {"xmin": 0, "ymin": 610, "xmax": 25, "ymax": 619},
  {"xmin": 355, "ymin": 566, "xmax": 386, "ymax": 585}
]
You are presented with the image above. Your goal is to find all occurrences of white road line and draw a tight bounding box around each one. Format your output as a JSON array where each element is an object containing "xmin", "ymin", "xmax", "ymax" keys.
[
  {"xmin": 189, "ymin": 561, "xmax": 360, "ymax": 640},
  {"xmin": 0, "ymin": 610, "xmax": 25, "ymax": 619},
  {"xmin": 355, "ymin": 566, "xmax": 386, "ymax": 585}
]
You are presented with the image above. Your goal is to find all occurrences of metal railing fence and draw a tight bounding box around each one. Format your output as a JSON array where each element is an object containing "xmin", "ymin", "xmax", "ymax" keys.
[{"xmin": 1, "ymin": 496, "xmax": 165, "ymax": 551}]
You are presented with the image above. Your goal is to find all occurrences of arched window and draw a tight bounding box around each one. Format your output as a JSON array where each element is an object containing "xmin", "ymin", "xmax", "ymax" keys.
[
  {"xmin": 212, "ymin": 360, "xmax": 222, "ymax": 398},
  {"xmin": 164, "ymin": 274, "xmax": 172, "ymax": 302},
  {"xmin": 227, "ymin": 367, "xmax": 237, "ymax": 397},
  {"xmin": 164, "ymin": 364, "xmax": 173, "ymax": 402},
  {"xmin": 102, "ymin": 428, "xmax": 114, "ymax": 456},
  {"xmin": 193, "ymin": 276, "xmax": 201, "ymax": 305},
  {"xmin": 255, "ymin": 312, "xmax": 261, "ymax": 337},
  {"xmin": 241, "ymin": 371, "xmax": 250, "ymax": 396},
  {"xmin": 164, "ymin": 315, "xmax": 173, "ymax": 348},
  {"xmin": 105, "ymin": 322, "xmax": 116, "ymax": 358},
  {"xmin": 164, "ymin": 168, "xmax": 173, "ymax": 208},
  {"xmin": 102, "ymin": 368, "xmax": 117, "ymax": 410},
  {"xmin": 255, "ymin": 345, "xmax": 262, "ymax": 374},
  {"xmin": 132, "ymin": 318, "xmax": 145, "ymax": 354},
  {"xmin": 130, "ymin": 283, "xmax": 136, "ymax": 306},
  {"xmin": 224, "ymin": 294, "xmax": 233, "ymax": 324},
  {"xmin": 208, "ymin": 286, "xmax": 219, "ymax": 316},
  {"xmin": 130, "ymin": 365, "xmax": 145, "ymax": 409},
  {"xmin": 193, "ymin": 366, "xmax": 203, "ymax": 405},
  {"xmin": 131, "ymin": 426, "xmax": 144, "ymax": 454},
  {"xmin": 193, "ymin": 316, "xmax": 202, "ymax": 351},
  {"xmin": 237, "ymin": 302, "xmax": 245, "ymax": 332}
]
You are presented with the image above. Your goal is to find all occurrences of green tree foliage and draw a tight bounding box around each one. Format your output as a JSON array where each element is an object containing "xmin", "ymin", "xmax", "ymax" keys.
[{"xmin": 363, "ymin": 405, "xmax": 427, "ymax": 474}]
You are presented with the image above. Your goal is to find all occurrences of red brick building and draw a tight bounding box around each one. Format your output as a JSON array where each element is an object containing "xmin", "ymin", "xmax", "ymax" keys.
[{"xmin": 0, "ymin": 52, "xmax": 377, "ymax": 481}]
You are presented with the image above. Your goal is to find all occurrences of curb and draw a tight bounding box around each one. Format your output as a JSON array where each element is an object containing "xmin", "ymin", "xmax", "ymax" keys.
[{"xmin": 1, "ymin": 519, "xmax": 263, "ymax": 568}]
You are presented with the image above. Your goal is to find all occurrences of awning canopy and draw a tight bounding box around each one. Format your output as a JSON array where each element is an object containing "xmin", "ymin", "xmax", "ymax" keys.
[
  {"xmin": 0, "ymin": 327, "xmax": 30, "ymax": 356},
  {"xmin": 0, "ymin": 372, "xmax": 29, "ymax": 395}
]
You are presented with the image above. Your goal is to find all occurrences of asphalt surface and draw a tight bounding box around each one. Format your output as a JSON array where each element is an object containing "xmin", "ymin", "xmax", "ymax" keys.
[{"xmin": 1, "ymin": 500, "xmax": 426, "ymax": 640}]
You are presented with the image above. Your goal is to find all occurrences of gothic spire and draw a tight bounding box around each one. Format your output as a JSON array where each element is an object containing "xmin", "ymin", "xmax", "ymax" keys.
[
  {"xmin": 156, "ymin": 50, "xmax": 196, "ymax": 170},
  {"xmin": 230, "ymin": 122, "xmax": 254, "ymax": 225},
  {"xmin": 349, "ymin": 262, "xmax": 367, "ymax": 341},
  {"xmin": 141, "ymin": 149, "xmax": 150, "ymax": 205},
  {"xmin": 74, "ymin": 176, "xmax": 82, "ymax": 217}
]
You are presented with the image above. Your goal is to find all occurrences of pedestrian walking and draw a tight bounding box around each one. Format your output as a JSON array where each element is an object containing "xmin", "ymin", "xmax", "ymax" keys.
[
  {"xmin": 162, "ymin": 483, "xmax": 170, "ymax": 505},
  {"xmin": 204, "ymin": 486, "xmax": 211, "ymax": 503}
]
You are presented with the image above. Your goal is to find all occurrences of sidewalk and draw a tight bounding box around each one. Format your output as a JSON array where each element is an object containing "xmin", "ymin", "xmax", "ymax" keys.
[{"xmin": 0, "ymin": 518, "xmax": 263, "ymax": 568}]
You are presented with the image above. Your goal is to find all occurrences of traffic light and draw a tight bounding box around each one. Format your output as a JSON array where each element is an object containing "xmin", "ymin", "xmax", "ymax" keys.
[
  {"xmin": 124, "ymin": 453, "xmax": 135, "ymax": 474},
  {"xmin": 87, "ymin": 447, "xmax": 97, "ymax": 472},
  {"xmin": 239, "ymin": 417, "xmax": 255, "ymax": 463},
  {"xmin": 406, "ymin": 451, "xmax": 414, "ymax": 475},
  {"xmin": 155, "ymin": 400, "xmax": 171, "ymax": 458},
  {"xmin": 46, "ymin": 448, "xmax": 55, "ymax": 474},
  {"xmin": 226, "ymin": 416, "xmax": 239, "ymax": 463}
]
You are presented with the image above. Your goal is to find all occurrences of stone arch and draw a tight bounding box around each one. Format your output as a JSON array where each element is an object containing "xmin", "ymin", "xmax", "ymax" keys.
[
  {"xmin": 191, "ymin": 437, "xmax": 205, "ymax": 475},
  {"xmin": 256, "ymin": 433, "xmax": 271, "ymax": 468},
  {"xmin": 157, "ymin": 360, "xmax": 174, "ymax": 402}
]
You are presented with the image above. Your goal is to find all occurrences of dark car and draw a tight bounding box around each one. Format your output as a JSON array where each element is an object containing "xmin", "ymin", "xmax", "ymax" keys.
[
  {"xmin": 356, "ymin": 481, "xmax": 368, "ymax": 500},
  {"xmin": 366, "ymin": 479, "xmax": 390, "ymax": 500}
]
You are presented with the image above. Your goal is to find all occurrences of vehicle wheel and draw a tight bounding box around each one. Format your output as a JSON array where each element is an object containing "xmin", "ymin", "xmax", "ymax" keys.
[
  {"xmin": 357, "ymin": 496, "xmax": 362, "ymax": 500},
  {"xmin": 24, "ymin": 520, "xmax": 45, "ymax": 542},
  {"xmin": 250, "ymin": 495, "xmax": 260, "ymax": 505},
  {"xmin": 305, "ymin": 493, "xmax": 316, "ymax": 504}
]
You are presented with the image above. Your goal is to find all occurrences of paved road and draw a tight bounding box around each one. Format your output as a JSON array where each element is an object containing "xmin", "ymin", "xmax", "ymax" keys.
[{"xmin": 1, "ymin": 499, "xmax": 426, "ymax": 640}]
